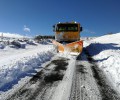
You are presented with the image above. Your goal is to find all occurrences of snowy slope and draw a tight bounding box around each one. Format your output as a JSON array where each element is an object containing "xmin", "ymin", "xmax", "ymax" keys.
[
  {"xmin": 0, "ymin": 32, "xmax": 26, "ymax": 39},
  {"xmin": 86, "ymin": 32, "xmax": 120, "ymax": 94},
  {"xmin": 92, "ymin": 33, "xmax": 120, "ymax": 44}
]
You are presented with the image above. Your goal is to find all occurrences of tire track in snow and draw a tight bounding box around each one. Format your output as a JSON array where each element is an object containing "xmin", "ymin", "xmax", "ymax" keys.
[
  {"xmin": 69, "ymin": 50, "xmax": 102, "ymax": 100},
  {"xmin": 6, "ymin": 57, "xmax": 69, "ymax": 100}
]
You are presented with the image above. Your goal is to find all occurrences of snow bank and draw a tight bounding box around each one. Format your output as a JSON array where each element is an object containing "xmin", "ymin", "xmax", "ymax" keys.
[
  {"xmin": 86, "ymin": 32, "xmax": 120, "ymax": 94},
  {"xmin": 0, "ymin": 44, "xmax": 55, "ymax": 92}
]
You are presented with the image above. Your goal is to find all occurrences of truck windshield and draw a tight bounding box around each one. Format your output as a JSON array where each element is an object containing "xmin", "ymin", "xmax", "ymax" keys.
[{"xmin": 56, "ymin": 24, "xmax": 78, "ymax": 32}]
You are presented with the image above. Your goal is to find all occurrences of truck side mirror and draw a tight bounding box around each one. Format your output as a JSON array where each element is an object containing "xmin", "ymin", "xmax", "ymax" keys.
[
  {"xmin": 53, "ymin": 25, "xmax": 55, "ymax": 32},
  {"xmin": 80, "ymin": 27, "xmax": 83, "ymax": 32}
]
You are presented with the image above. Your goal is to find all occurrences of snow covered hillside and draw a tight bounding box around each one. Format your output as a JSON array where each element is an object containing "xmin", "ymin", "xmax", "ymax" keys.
[
  {"xmin": 85, "ymin": 33, "xmax": 120, "ymax": 94},
  {"xmin": 0, "ymin": 32, "xmax": 27, "ymax": 39}
]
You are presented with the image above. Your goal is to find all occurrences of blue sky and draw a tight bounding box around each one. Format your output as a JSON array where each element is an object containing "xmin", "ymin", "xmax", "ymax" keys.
[{"xmin": 0, "ymin": 0, "xmax": 120, "ymax": 37}]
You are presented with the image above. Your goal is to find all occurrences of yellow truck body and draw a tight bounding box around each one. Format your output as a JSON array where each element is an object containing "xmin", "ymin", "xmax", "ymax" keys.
[{"xmin": 53, "ymin": 22, "xmax": 83, "ymax": 55}]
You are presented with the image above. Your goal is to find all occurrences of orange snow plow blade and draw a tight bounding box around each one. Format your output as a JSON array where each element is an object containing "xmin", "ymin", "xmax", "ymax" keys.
[{"xmin": 52, "ymin": 40, "xmax": 83, "ymax": 55}]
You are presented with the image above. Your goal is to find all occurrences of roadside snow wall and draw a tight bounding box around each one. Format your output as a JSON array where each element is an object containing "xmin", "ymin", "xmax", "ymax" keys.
[{"xmin": 0, "ymin": 51, "xmax": 54, "ymax": 92}]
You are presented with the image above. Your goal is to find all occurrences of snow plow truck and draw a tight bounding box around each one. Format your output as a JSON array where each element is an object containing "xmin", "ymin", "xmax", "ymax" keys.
[{"xmin": 52, "ymin": 21, "xmax": 83, "ymax": 55}]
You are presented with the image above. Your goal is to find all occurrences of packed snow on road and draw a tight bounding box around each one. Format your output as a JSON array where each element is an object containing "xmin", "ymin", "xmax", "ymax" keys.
[{"xmin": 0, "ymin": 32, "xmax": 120, "ymax": 100}]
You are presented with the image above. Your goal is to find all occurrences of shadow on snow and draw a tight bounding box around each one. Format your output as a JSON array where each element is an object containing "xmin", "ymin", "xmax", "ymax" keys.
[
  {"xmin": 77, "ymin": 43, "xmax": 120, "ymax": 62},
  {"xmin": 85, "ymin": 43, "xmax": 120, "ymax": 56},
  {"xmin": 0, "ymin": 69, "xmax": 38, "ymax": 92}
]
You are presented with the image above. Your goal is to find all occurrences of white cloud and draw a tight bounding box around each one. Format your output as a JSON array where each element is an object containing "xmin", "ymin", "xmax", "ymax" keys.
[
  {"xmin": 83, "ymin": 29, "xmax": 96, "ymax": 34},
  {"xmin": 23, "ymin": 25, "xmax": 30, "ymax": 32}
]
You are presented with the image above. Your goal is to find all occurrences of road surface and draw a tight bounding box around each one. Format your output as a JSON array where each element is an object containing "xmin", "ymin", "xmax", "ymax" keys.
[{"xmin": 6, "ymin": 49, "xmax": 120, "ymax": 100}]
